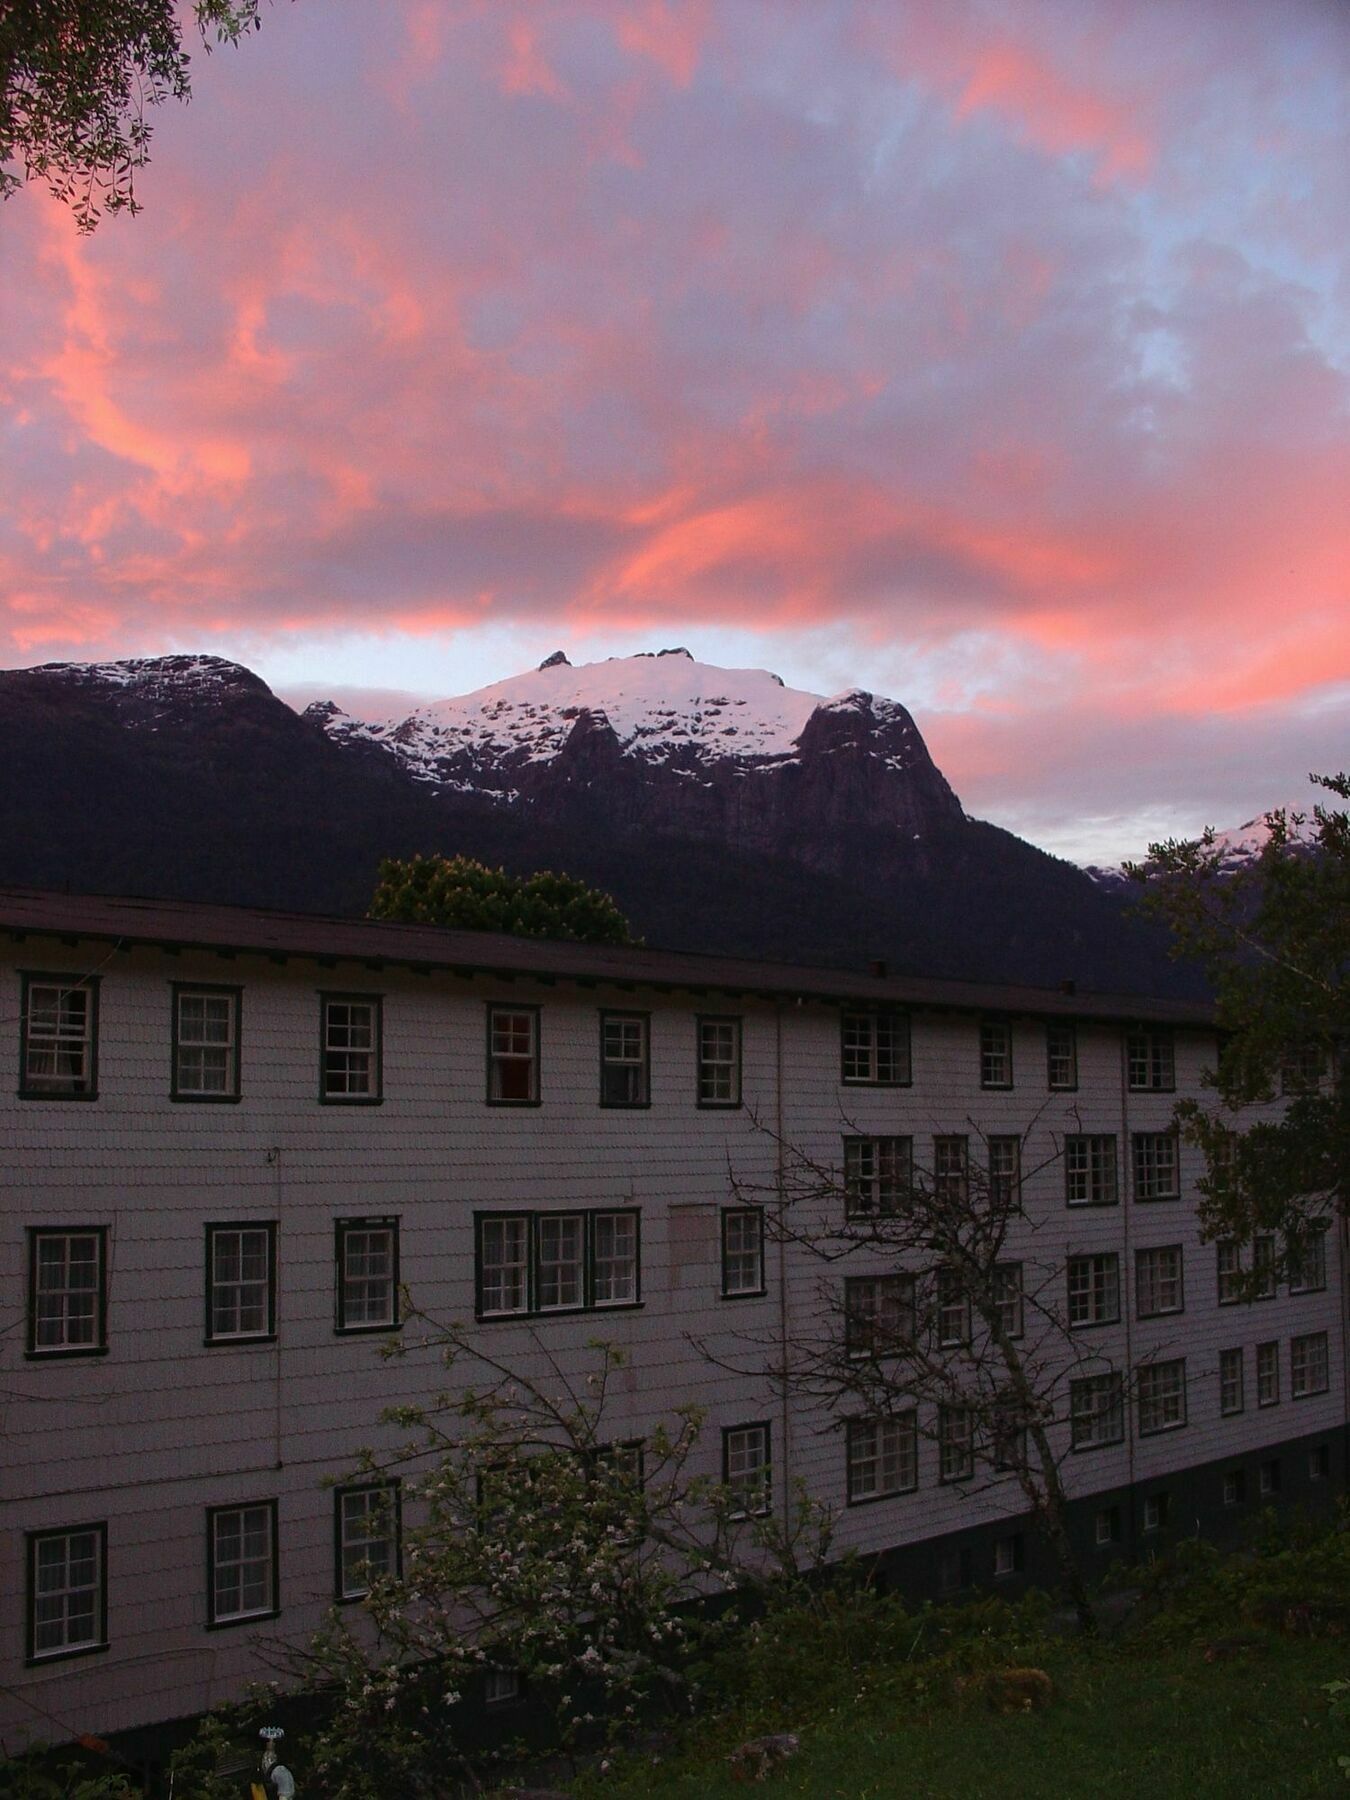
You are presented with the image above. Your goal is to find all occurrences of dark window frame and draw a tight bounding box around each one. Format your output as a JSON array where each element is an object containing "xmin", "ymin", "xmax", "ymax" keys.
[
  {"xmin": 1069, "ymin": 1371, "xmax": 1125, "ymax": 1450},
  {"xmin": 18, "ymin": 972, "xmax": 100, "ymax": 1101},
  {"xmin": 839, "ymin": 1009, "xmax": 912, "ymax": 1087},
  {"xmin": 722, "ymin": 1420, "xmax": 772, "ymax": 1518},
  {"xmin": 844, "ymin": 1270, "xmax": 917, "ymax": 1358},
  {"xmin": 1135, "ymin": 1244, "xmax": 1185, "ymax": 1319},
  {"xmin": 845, "ymin": 1412, "xmax": 919, "ymax": 1506},
  {"xmin": 695, "ymin": 1014, "xmax": 743, "ymax": 1108},
  {"xmin": 204, "ymin": 1220, "xmax": 277, "ymax": 1346},
  {"xmin": 319, "ymin": 991, "xmax": 384, "ymax": 1106},
  {"xmin": 1126, "ymin": 1025, "xmax": 1176, "ymax": 1092},
  {"xmin": 843, "ymin": 1134, "xmax": 912, "ymax": 1219},
  {"xmin": 206, "ymin": 1499, "xmax": 280, "ymax": 1629},
  {"xmin": 333, "ymin": 1479, "xmax": 402, "ymax": 1602},
  {"xmin": 599, "ymin": 1010, "xmax": 651, "ymax": 1108},
  {"xmin": 334, "ymin": 1216, "xmax": 401, "ymax": 1334},
  {"xmin": 1131, "ymin": 1130, "xmax": 1180, "ymax": 1202},
  {"xmin": 1065, "ymin": 1134, "xmax": 1118, "ymax": 1207},
  {"xmin": 720, "ymin": 1207, "xmax": 766, "ymax": 1299},
  {"xmin": 1136, "ymin": 1357, "xmax": 1188, "ymax": 1436},
  {"xmin": 1066, "ymin": 1251, "xmax": 1121, "ymax": 1328},
  {"xmin": 1291, "ymin": 1331, "xmax": 1330, "ymax": 1399},
  {"xmin": 26, "ymin": 1226, "xmax": 109, "ymax": 1359},
  {"xmin": 1046, "ymin": 1021, "xmax": 1078, "ymax": 1091},
  {"xmin": 25, "ymin": 1522, "xmax": 108, "ymax": 1665},
  {"xmin": 979, "ymin": 1018, "xmax": 1014, "ymax": 1090},
  {"xmin": 170, "ymin": 981, "xmax": 243, "ymax": 1103},
  {"xmin": 473, "ymin": 1208, "xmax": 642, "ymax": 1321}
]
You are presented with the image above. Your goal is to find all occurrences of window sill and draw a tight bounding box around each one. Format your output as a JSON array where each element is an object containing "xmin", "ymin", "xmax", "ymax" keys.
[
  {"xmin": 335, "ymin": 1320, "xmax": 403, "ymax": 1337},
  {"xmin": 171, "ymin": 1092, "xmax": 242, "ymax": 1105},
  {"xmin": 206, "ymin": 1608, "xmax": 280, "ymax": 1632},
  {"xmin": 25, "ymin": 1640, "xmax": 109, "ymax": 1668},
  {"xmin": 17, "ymin": 1088, "xmax": 98, "ymax": 1102},
  {"xmin": 24, "ymin": 1345, "xmax": 109, "ymax": 1361},
  {"xmin": 203, "ymin": 1333, "xmax": 278, "ymax": 1348},
  {"xmin": 319, "ymin": 1094, "xmax": 385, "ymax": 1106},
  {"xmin": 720, "ymin": 1286, "xmax": 768, "ymax": 1301},
  {"xmin": 476, "ymin": 1301, "xmax": 644, "ymax": 1324}
]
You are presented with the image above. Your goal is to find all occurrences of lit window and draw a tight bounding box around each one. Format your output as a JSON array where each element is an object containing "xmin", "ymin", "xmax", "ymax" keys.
[
  {"xmin": 1126, "ymin": 1027, "xmax": 1174, "ymax": 1091},
  {"xmin": 172, "ymin": 985, "xmax": 240, "ymax": 1099},
  {"xmin": 321, "ymin": 995, "xmax": 381, "ymax": 1101},
  {"xmin": 723, "ymin": 1423, "xmax": 771, "ymax": 1517},
  {"xmin": 20, "ymin": 976, "xmax": 97, "ymax": 1099},
  {"xmin": 27, "ymin": 1229, "xmax": 106, "ymax": 1356},
  {"xmin": 336, "ymin": 1484, "xmax": 399, "ymax": 1599},
  {"xmin": 1070, "ymin": 1373, "xmax": 1124, "ymax": 1448},
  {"xmin": 335, "ymin": 1219, "xmax": 399, "ymax": 1331},
  {"xmin": 1291, "ymin": 1332, "xmax": 1329, "ymax": 1398},
  {"xmin": 721, "ymin": 1209, "xmax": 765, "ymax": 1298},
  {"xmin": 27, "ymin": 1525, "xmax": 105, "ymax": 1661},
  {"xmin": 846, "ymin": 1415, "xmax": 918, "ymax": 1502},
  {"xmin": 1067, "ymin": 1253, "xmax": 1119, "ymax": 1326},
  {"xmin": 208, "ymin": 1502, "xmax": 277, "ymax": 1626},
  {"xmin": 206, "ymin": 1224, "xmax": 275, "ymax": 1342},
  {"xmin": 1132, "ymin": 1133, "xmax": 1179, "ymax": 1202},
  {"xmin": 487, "ymin": 1006, "xmax": 539, "ymax": 1104},
  {"xmin": 1065, "ymin": 1136, "xmax": 1117, "ymax": 1206},
  {"xmin": 1219, "ymin": 1347, "xmax": 1244, "ymax": 1416},
  {"xmin": 843, "ymin": 1136, "xmax": 911, "ymax": 1218},
  {"xmin": 600, "ymin": 1013, "xmax": 649, "ymax": 1107},
  {"xmin": 979, "ymin": 1019, "xmax": 1013, "ymax": 1089},
  {"xmin": 1137, "ymin": 1360, "xmax": 1187, "ymax": 1435},
  {"xmin": 696, "ymin": 1016, "xmax": 741, "ymax": 1107},
  {"xmin": 1135, "ymin": 1245, "xmax": 1183, "ymax": 1318},
  {"xmin": 1046, "ymin": 1022, "xmax": 1077, "ymax": 1090},
  {"xmin": 841, "ymin": 1011, "xmax": 910, "ymax": 1085}
]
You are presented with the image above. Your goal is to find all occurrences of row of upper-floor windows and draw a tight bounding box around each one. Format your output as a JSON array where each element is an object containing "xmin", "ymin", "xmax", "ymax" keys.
[
  {"xmin": 12, "ymin": 973, "xmax": 1204, "ymax": 1107},
  {"xmin": 843, "ymin": 1130, "xmax": 1205, "ymax": 1210}
]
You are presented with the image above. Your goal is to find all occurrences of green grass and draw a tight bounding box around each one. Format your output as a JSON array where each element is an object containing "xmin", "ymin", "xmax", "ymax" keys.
[{"xmin": 576, "ymin": 1637, "xmax": 1347, "ymax": 1798}]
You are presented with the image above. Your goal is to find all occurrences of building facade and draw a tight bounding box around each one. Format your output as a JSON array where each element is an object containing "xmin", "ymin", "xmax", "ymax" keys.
[{"xmin": 0, "ymin": 888, "xmax": 1343, "ymax": 1758}]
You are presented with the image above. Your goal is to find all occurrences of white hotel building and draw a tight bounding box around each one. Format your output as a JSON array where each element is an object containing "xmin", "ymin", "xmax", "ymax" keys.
[{"xmin": 0, "ymin": 888, "xmax": 1343, "ymax": 1767}]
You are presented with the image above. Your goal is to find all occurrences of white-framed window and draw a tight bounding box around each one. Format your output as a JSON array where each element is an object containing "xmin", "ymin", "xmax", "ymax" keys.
[
  {"xmin": 1217, "ymin": 1240, "xmax": 1243, "ymax": 1305},
  {"xmin": 723, "ymin": 1422, "xmax": 771, "ymax": 1517},
  {"xmin": 721, "ymin": 1209, "xmax": 765, "ymax": 1298},
  {"xmin": 335, "ymin": 1218, "xmax": 399, "ymax": 1331},
  {"xmin": 1067, "ymin": 1253, "xmax": 1119, "ymax": 1327},
  {"xmin": 475, "ymin": 1211, "xmax": 640, "ymax": 1318},
  {"xmin": 988, "ymin": 1136, "xmax": 1021, "ymax": 1207},
  {"xmin": 933, "ymin": 1135, "xmax": 969, "ymax": 1205},
  {"xmin": 1142, "ymin": 1493, "xmax": 1169, "ymax": 1533},
  {"xmin": 843, "ymin": 1135, "xmax": 911, "ymax": 1218},
  {"xmin": 1222, "ymin": 1470, "xmax": 1245, "ymax": 1507},
  {"xmin": 206, "ymin": 1223, "xmax": 275, "ymax": 1342},
  {"xmin": 172, "ymin": 985, "xmax": 240, "ymax": 1099},
  {"xmin": 208, "ymin": 1501, "xmax": 277, "ymax": 1626},
  {"xmin": 487, "ymin": 1005, "xmax": 539, "ymax": 1104},
  {"xmin": 979, "ymin": 1019, "xmax": 1013, "ymax": 1088},
  {"xmin": 844, "ymin": 1273, "xmax": 915, "ymax": 1357},
  {"xmin": 993, "ymin": 1262, "xmax": 1023, "ymax": 1339},
  {"xmin": 841, "ymin": 1010, "xmax": 910, "ymax": 1085},
  {"xmin": 484, "ymin": 1667, "xmax": 522, "ymax": 1706},
  {"xmin": 1095, "ymin": 1506, "xmax": 1121, "ymax": 1547},
  {"xmin": 992, "ymin": 1534, "xmax": 1023, "ymax": 1577},
  {"xmin": 27, "ymin": 1228, "xmax": 106, "ymax": 1356},
  {"xmin": 1132, "ymin": 1132, "xmax": 1179, "ymax": 1202},
  {"xmin": 1046, "ymin": 1022, "xmax": 1077, "ymax": 1090},
  {"xmin": 335, "ymin": 1483, "xmax": 399, "ymax": 1600},
  {"xmin": 1288, "ymin": 1228, "xmax": 1328, "ymax": 1294},
  {"xmin": 1256, "ymin": 1340, "xmax": 1280, "ymax": 1406},
  {"xmin": 935, "ymin": 1266, "xmax": 969, "ymax": 1346},
  {"xmin": 1070, "ymin": 1372, "xmax": 1124, "ymax": 1449},
  {"xmin": 1259, "ymin": 1460, "xmax": 1281, "ymax": 1498},
  {"xmin": 696, "ymin": 1016, "xmax": 741, "ymax": 1107},
  {"xmin": 321, "ymin": 994, "xmax": 381, "ymax": 1101},
  {"xmin": 1135, "ymin": 1245, "xmax": 1183, "ymax": 1318},
  {"xmin": 1219, "ymin": 1347, "xmax": 1244, "ymax": 1416},
  {"xmin": 20, "ymin": 975, "xmax": 97, "ymax": 1099},
  {"xmin": 846, "ymin": 1414, "xmax": 918, "ymax": 1502},
  {"xmin": 1137, "ymin": 1359, "xmax": 1187, "ymax": 1435},
  {"xmin": 1126, "ymin": 1026, "xmax": 1174, "ymax": 1091},
  {"xmin": 1253, "ymin": 1235, "xmax": 1277, "ymax": 1299},
  {"xmin": 1065, "ymin": 1135, "xmax": 1117, "ymax": 1206},
  {"xmin": 27, "ymin": 1525, "xmax": 106, "ymax": 1661},
  {"xmin": 1291, "ymin": 1331, "xmax": 1329, "ymax": 1398},
  {"xmin": 600, "ymin": 1012, "xmax": 649, "ymax": 1107},
  {"xmin": 938, "ymin": 1406, "xmax": 975, "ymax": 1482}
]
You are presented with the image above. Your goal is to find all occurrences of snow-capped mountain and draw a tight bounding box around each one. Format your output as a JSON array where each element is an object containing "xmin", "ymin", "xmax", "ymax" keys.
[{"xmin": 1085, "ymin": 806, "xmax": 1319, "ymax": 889}]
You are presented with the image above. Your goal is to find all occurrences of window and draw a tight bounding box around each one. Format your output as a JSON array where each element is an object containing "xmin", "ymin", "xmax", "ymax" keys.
[
  {"xmin": 206, "ymin": 1223, "xmax": 275, "ymax": 1343},
  {"xmin": 988, "ymin": 1136, "xmax": 1021, "ymax": 1208},
  {"xmin": 484, "ymin": 1667, "xmax": 522, "ymax": 1707},
  {"xmin": 320, "ymin": 994, "xmax": 381, "ymax": 1102},
  {"xmin": 27, "ymin": 1228, "xmax": 107, "ymax": 1356},
  {"xmin": 844, "ymin": 1136, "xmax": 911, "ymax": 1218},
  {"xmin": 1217, "ymin": 1241, "xmax": 1243, "ymax": 1305},
  {"xmin": 19, "ymin": 975, "xmax": 98, "ymax": 1099},
  {"xmin": 723, "ymin": 1423, "xmax": 771, "ymax": 1517},
  {"xmin": 1259, "ymin": 1460, "xmax": 1281, "ymax": 1498},
  {"xmin": 1281, "ymin": 1041, "xmax": 1326, "ymax": 1094},
  {"xmin": 1219, "ymin": 1347, "xmax": 1244, "ymax": 1416},
  {"xmin": 26, "ymin": 1525, "xmax": 106, "ymax": 1662},
  {"xmin": 933, "ymin": 1135, "xmax": 969, "ymax": 1205},
  {"xmin": 993, "ymin": 1398, "xmax": 1027, "ymax": 1472},
  {"xmin": 1047, "ymin": 1022, "xmax": 1077, "ymax": 1090},
  {"xmin": 1065, "ymin": 1135, "xmax": 1117, "ymax": 1206},
  {"xmin": 1067, "ymin": 1253, "xmax": 1120, "ymax": 1327},
  {"xmin": 335, "ymin": 1483, "xmax": 400, "ymax": 1600},
  {"xmin": 1095, "ymin": 1506, "xmax": 1121, "ymax": 1547},
  {"xmin": 171, "ymin": 985, "xmax": 241, "ymax": 1100},
  {"xmin": 993, "ymin": 1534, "xmax": 1023, "ymax": 1577},
  {"xmin": 1135, "ymin": 1245, "xmax": 1183, "ymax": 1318},
  {"xmin": 1142, "ymin": 1492, "xmax": 1169, "ymax": 1533},
  {"xmin": 487, "ymin": 1005, "xmax": 539, "ymax": 1105},
  {"xmin": 208, "ymin": 1502, "xmax": 278, "ymax": 1626},
  {"xmin": 844, "ymin": 1273, "xmax": 916, "ymax": 1357},
  {"xmin": 721, "ymin": 1209, "xmax": 765, "ymax": 1298},
  {"xmin": 938, "ymin": 1407, "xmax": 975, "ymax": 1482},
  {"xmin": 696, "ymin": 1016, "xmax": 741, "ymax": 1107},
  {"xmin": 1070, "ymin": 1373, "xmax": 1124, "ymax": 1448},
  {"xmin": 600, "ymin": 1012, "xmax": 649, "ymax": 1107},
  {"xmin": 841, "ymin": 1010, "xmax": 910, "ymax": 1085},
  {"xmin": 993, "ymin": 1263, "xmax": 1023, "ymax": 1339},
  {"xmin": 1132, "ymin": 1133, "xmax": 1179, "ymax": 1202},
  {"xmin": 1126, "ymin": 1026, "xmax": 1174, "ymax": 1091},
  {"xmin": 1291, "ymin": 1332, "xmax": 1329, "ymax": 1398},
  {"xmin": 846, "ymin": 1414, "xmax": 918, "ymax": 1502},
  {"xmin": 1137, "ymin": 1359, "xmax": 1187, "ymax": 1435},
  {"xmin": 335, "ymin": 1219, "xmax": 399, "ymax": 1332},
  {"xmin": 1223, "ymin": 1470, "xmax": 1245, "ymax": 1507},
  {"xmin": 475, "ymin": 1211, "xmax": 640, "ymax": 1318},
  {"xmin": 939, "ymin": 1545, "xmax": 972, "ymax": 1594},
  {"xmin": 935, "ymin": 1266, "xmax": 969, "ymax": 1346},
  {"xmin": 1253, "ymin": 1235, "xmax": 1277, "ymax": 1299},
  {"xmin": 979, "ymin": 1019, "xmax": 1013, "ymax": 1089},
  {"xmin": 1310, "ymin": 1445, "xmax": 1331, "ymax": 1481},
  {"xmin": 1256, "ymin": 1340, "xmax": 1280, "ymax": 1406},
  {"xmin": 1288, "ymin": 1228, "xmax": 1328, "ymax": 1294}
]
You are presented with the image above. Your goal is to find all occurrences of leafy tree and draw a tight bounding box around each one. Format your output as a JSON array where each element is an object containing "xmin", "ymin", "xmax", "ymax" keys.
[
  {"xmin": 1, "ymin": 1, "xmax": 273, "ymax": 231},
  {"xmin": 1130, "ymin": 772, "xmax": 1348, "ymax": 1256},
  {"xmin": 369, "ymin": 853, "xmax": 638, "ymax": 946}
]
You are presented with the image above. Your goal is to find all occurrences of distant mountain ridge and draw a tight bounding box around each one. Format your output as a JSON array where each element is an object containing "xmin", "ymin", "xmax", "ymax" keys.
[{"xmin": 0, "ymin": 648, "xmax": 1206, "ymax": 996}]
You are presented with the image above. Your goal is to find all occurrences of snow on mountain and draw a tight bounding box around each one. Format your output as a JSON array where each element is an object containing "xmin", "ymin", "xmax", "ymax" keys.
[
  {"xmin": 1085, "ymin": 805, "xmax": 1319, "ymax": 886},
  {"xmin": 310, "ymin": 647, "xmax": 926, "ymax": 792}
]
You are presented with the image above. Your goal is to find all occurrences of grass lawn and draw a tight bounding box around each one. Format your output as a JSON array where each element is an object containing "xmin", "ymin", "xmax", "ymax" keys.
[{"xmin": 576, "ymin": 1628, "xmax": 1348, "ymax": 1798}]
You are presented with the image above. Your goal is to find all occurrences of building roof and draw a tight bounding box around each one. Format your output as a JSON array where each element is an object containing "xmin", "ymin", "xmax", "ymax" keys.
[{"xmin": 0, "ymin": 886, "xmax": 1214, "ymax": 1027}]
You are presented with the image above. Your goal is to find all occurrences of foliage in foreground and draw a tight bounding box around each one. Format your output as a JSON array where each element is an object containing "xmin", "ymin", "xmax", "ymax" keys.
[{"xmin": 369, "ymin": 853, "xmax": 638, "ymax": 945}]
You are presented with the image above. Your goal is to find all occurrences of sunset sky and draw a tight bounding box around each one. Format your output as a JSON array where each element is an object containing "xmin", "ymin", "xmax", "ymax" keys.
[{"xmin": 2, "ymin": 0, "xmax": 1346, "ymax": 862}]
